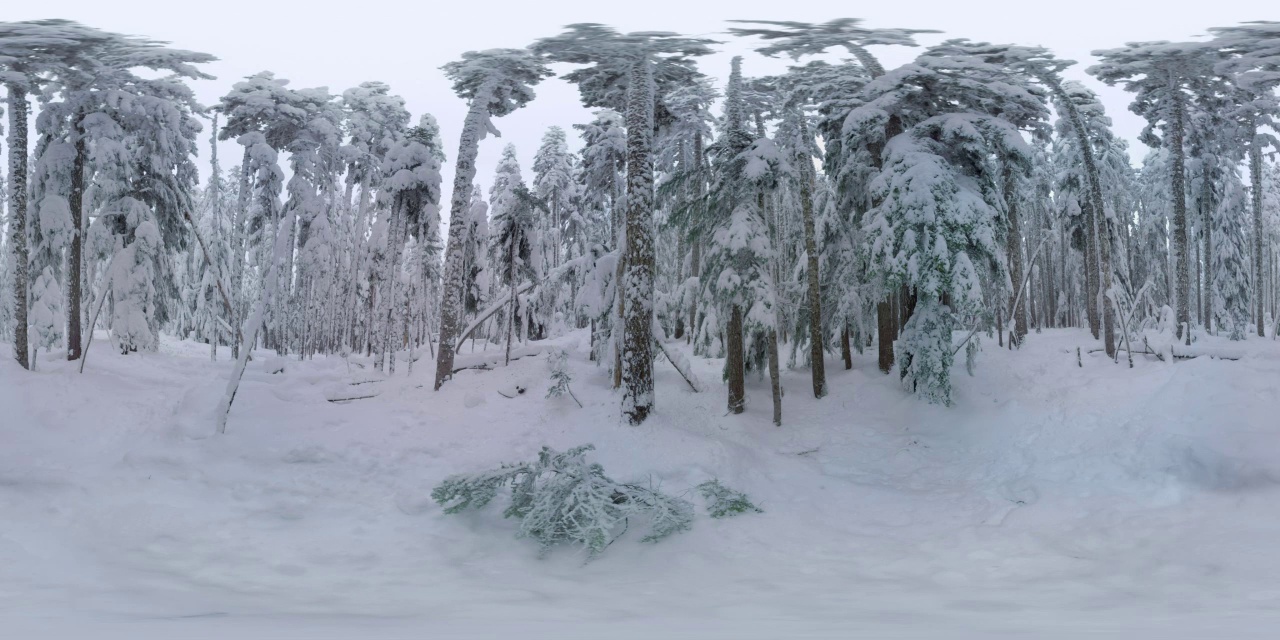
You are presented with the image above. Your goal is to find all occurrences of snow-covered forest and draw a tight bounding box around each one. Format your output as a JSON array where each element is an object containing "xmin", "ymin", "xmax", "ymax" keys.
[{"xmin": 4, "ymin": 11, "xmax": 1280, "ymax": 638}]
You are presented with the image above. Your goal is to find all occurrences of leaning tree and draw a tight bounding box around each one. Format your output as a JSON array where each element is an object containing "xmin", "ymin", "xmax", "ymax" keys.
[{"xmin": 433, "ymin": 49, "xmax": 552, "ymax": 391}]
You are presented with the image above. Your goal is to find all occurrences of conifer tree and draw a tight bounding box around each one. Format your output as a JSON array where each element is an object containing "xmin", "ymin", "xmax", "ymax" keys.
[
  {"xmin": 533, "ymin": 24, "xmax": 715, "ymax": 424},
  {"xmin": 433, "ymin": 49, "xmax": 552, "ymax": 391}
]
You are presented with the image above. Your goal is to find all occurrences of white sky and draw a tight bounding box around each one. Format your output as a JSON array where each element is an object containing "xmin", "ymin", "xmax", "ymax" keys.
[{"xmin": 10, "ymin": 0, "xmax": 1273, "ymax": 221}]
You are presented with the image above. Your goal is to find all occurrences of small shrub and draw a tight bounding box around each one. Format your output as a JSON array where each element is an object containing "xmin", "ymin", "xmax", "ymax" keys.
[
  {"xmin": 697, "ymin": 479, "xmax": 763, "ymax": 518},
  {"xmin": 432, "ymin": 445, "xmax": 693, "ymax": 559}
]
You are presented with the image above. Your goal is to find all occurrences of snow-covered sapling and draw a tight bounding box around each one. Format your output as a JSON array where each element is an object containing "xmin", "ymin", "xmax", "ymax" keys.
[
  {"xmin": 545, "ymin": 349, "xmax": 582, "ymax": 408},
  {"xmin": 431, "ymin": 445, "xmax": 693, "ymax": 560},
  {"xmin": 697, "ymin": 479, "xmax": 763, "ymax": 518}
]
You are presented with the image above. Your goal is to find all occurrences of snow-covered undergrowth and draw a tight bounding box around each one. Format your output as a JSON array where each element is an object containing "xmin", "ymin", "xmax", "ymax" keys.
[{"xmin": 3, "ymin": 329, "xmax": 1280, "ymax": 638}]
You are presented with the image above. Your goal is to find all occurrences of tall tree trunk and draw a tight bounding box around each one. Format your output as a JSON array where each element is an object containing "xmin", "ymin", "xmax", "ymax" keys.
[
  {"xmin": 1251, "ymin": 139, "xmax": 1266, "ymax": 337},
  {"xmin": 1045, "ymin": 73, "xmax": 1113, "ymax": 354},
  {"xmin": 621, "ymin": 59, "xmax": 656, "ymax": 425},
  {"xmin": 798, "ymin": 117, "xmax": 826, "ymax": 398},
  {"xmin": 874, "ymin": 114, "xmax": 905, "ymax": 372},
  {"xmin": 1202, "ymin": 179, "xmax": 1214, "ymax": 334},
  {"xmin": 230, "ymin": 148, "xmax": 253, "ymax": 360},
  {"xmin": 1004, "ymin": 165, "xmax": 1027, "ymax": 346},
  {"xmin": 877, "ymin": 300, "xmax": 895, "ymax": 373},
  {"xmin": 688, "ymin": 133, "xmax": 703, "ymax": 346},
  {"xmin": 8, "ymin": 84, "xmax": 30, "ymax": 370},
  {"xmin": 67, "ymin": 112, "xmax": 87, "ymax": 361},
  {"xmin": 505, "ymin": 238, "xmax": 517, "ymax": 366},
  {"xmin": 1099, "ymin": 207, "xmax": 1116, "ymax": 357},
  {"xmin": 726, "ymin": 305, "xmax": 745, "ymax": 415},
  {"xmin": 1195, "ymin": 238, "xmax": 1202, "ymax": 328},
  {"xmin": 1084, "ymin": 198, "xmax": 1100, "ymax": 338},
  {"xmin": 1168, "ymin": 75, "xmax": 1191, "ymax": 345},
  {"xmin": 435, "ymin": 88, "xmax": 494, "ymax": 390}
]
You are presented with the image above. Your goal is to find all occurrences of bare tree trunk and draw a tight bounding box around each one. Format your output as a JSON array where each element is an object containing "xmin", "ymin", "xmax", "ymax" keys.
[
  {"xmin": 877, "ymin": 300, "xmax": 895, "ymax": 373},
  {"xmin": 1251, "ymin": 139, "xmax": 1266, "ymax": 337},
  {"xmin": 1084, "ymin": 198, "xmax": 1100, "ymax": 338},
  {"xmin": 726, "ymin": 305, "xmax": 745, "ymax": 415},
  {"xmin": 1168, "ymin": 75, "xmax": 1191, "ymax": 345},
  {"xmin": 8, "ymin": 84, "xmax": 31, "ymax": 370},
  {"xmin": 1202, "ymin": 180, "xmax": 1214, "ymax": 334},
  {"xmin": 435, "ymin": 89, "xmax": 495, "ymax": 390},
  {"xmin": 688, "ymin": 133, "xmax": 703, "ymax": 346},
  {"xmin": 1004, "ymin": 166, "xmax": 1027, "ymax": 346},
  {"xmin": 797, "ymin": 117, "xmax": 826, "ymax": 398},
  {"xmin": 620, "ymin": 59, "xmax": 656, "ymax": 425},
  {"xmin": 842, "ymin": 323, "xmax": 853, "ymax": 370},
  {"xmin": 67, "ymin": 112, "xmax": 86, "ymax": 361},
  {"xmin": 768, "ymin": 329, "xmax": 781, "ymax": 426}
]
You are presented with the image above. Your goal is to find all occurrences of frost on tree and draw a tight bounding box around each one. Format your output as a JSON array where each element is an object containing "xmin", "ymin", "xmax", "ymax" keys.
[
  {"xmin": 433, "ymin": 48, "xmax": 552, "ymax": 391},
  {"xmin": 1090, "ymin": 40, "xmax": 1223, "ymax": 345},
  {"xmin": 533, "ymin": 23, "xmax": 715, "ymax": 424}
]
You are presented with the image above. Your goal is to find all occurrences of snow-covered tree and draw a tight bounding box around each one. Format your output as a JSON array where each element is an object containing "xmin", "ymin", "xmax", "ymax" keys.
[
  {"xmin": 434, "ymin": 48, "xmax": 552, "ymax": 391},
  {"xmin": 1213, "ymin": 170, "xmax": 1252, "ymax": 339},
  {"xmin": 533, "ymin": 24, "xmax": 715, "ymax": 425},
  {"xmin": 1091, "ymin": 40, "xmax": 1224, "ymax": 344}
]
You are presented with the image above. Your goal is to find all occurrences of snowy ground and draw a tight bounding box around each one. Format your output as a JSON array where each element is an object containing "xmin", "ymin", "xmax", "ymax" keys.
[{"xmin": 3, "ymin": 328, "xmax": 1280, "ymax": 638}]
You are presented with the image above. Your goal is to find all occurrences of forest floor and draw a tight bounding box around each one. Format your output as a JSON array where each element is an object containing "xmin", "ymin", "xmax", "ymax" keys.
[{"xmin": 3, "ymin": 327, "xmax": 1280, "ymax": 638}]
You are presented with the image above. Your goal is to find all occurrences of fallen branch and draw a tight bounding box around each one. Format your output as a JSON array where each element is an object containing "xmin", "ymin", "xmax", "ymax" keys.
[
  {"xmin": 452, "ymin": 350, "xmax": 544, "ymax": 374},
  {"xmin": 654, "ymin": 339, "xmax": 701, "ymax": 393},
  {"xmin": 327, "ymin": 394, "xmax": 381, "ymax": 403},
  {"xmin": 456, "ymin": 281, "xmax": 538, "ymax": 347},
  {"xmin": 1087, "ymin": 347, "xmax": 1239, "ymax": 361}
]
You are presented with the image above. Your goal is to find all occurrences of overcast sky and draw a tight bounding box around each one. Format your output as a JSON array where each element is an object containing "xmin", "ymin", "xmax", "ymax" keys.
[{"xmin": 10, "ymin": 0, "xmax": 1272, "ymax": 221}]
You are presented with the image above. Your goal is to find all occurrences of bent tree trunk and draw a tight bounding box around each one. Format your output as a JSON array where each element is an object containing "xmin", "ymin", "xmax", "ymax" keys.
[
  {"xmin": 1045, "ymin": 73, "xmax": 1115, "ymax": 355},
  {"xmin": 216, "ymin": 205, "xmax": 299, "ymax": 434},
  {"xmin": 435, "ymin": 88, "xmax": 494, "ymax": 390}
]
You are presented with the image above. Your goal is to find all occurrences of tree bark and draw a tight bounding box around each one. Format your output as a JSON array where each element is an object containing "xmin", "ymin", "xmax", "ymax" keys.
[
  {"xmin": 1250, "ymin": 139, "xmax": 1266, "ymax": 337},
  {"xmin": 8, "ymin": 84, "xmax": 30, "ymax": 370},
  {"xmin": 877, "ymin": 300, "xmax": 895, "ymax": 372},
  {"xmin": 798, "ymin": 118, "xmax": 826, "ymax": 398},
  {"xmin": 435, "ymin": 87, "xmax": 495, "ymax": 390},
  {"xmin": 1168, "ymin": 74, "xmax": 1191, "ymax": 345},
  {"xmin": 768, "ymin": 329, "xmax": 782, "ymax": 426},
  {"xmin": 67, "ymin": 112, "xmax": 87, "ymax": 361},
  {"xmin": 1044, "ymin": 73, "xmax": 1113, "ymax": 354},
  {"xmin": 842, "ymin": 323, "xmax": 853, "ymax": 370},
  {"xmin": 1003, "ymin": 165, "xmax": 1027, "ymax": 346},
  {"xmin": 1202, "ymin": 177, "xmax": 1214, "ymax": 334},
  {"xmin": 726, "ymin": 304, "xmax": 745, "ymax": 414},
  {"xmin": 620, "ymin": 59, "xmax": 656, "ymax": 425}
]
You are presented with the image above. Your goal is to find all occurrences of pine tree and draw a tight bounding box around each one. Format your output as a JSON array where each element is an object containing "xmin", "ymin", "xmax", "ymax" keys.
[
  {"xmin": 1091, "ymin": 41, "xmax": 1224, "ymax": 345},
  {"xmin": 1213, "ymin": 170, "xmax": 1252, "ymax": 339},
  {"xmin": 533, "ymin": 24, "xmax": 715, "ymax": 425},
  {"xmin": 434, "ymin": 49, "xmax": 552, "ymax": 391}
]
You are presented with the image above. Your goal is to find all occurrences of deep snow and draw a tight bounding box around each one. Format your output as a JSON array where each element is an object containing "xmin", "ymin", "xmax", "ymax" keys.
[{"xmin": 3, "ymin": 329, "xmax": 1280, "ymax": 638}]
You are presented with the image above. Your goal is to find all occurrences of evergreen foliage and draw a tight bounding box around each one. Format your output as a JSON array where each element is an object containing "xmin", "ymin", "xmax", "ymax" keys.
[
  {"xmin": 697, "ymin": 479, "xmax": 763, "ymax": 518},
  {"xmin": 432, "ymin": 445, "xmax": 694, "ymax": 560}
]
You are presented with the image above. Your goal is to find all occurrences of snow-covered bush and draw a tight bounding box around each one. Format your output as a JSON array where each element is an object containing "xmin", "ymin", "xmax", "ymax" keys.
[
  {"xmin": 545, "ymin": 349, "xmax": 581, "ymax": 407},
  {"xmin": 432, "ymin": 444, "xmax": 693, "ymax": 560},
  {"xmin": 697, "ymin": 480, "xmax": 762, "ymax": 518}
]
